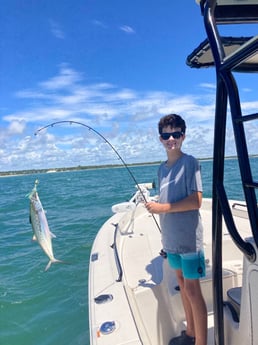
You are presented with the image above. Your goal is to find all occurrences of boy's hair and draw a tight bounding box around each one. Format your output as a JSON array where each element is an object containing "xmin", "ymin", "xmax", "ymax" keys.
[{"xmin": 158, "ymin": 114, "xmax": 186, "ymax": 135}]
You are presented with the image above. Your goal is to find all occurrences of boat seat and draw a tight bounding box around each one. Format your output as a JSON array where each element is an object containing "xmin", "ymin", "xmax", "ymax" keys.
[{"xmin": 227, "ymin": 287, "xmax": 242, "ymax": 320}]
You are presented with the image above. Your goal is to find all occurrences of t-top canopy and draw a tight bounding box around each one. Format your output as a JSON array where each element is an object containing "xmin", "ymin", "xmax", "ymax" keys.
[
  {"xmin": 196, "ymin": 0, "xmax": 258, "ymax": 23},
  {"xmin": 196, "ymin": 0, "xmax": 258, "ymax": 4},
  {"xmin": 187, "ymin": 36, "xmax": 258, "ymax": 72}
]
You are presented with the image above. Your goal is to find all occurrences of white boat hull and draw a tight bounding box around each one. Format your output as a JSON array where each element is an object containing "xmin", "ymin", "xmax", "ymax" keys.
[{"xmin": 89, "ymin": 194, "xmax": 255, "ymax": 345}]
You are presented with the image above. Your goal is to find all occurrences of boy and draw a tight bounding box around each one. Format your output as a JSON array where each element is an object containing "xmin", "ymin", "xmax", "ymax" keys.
[{"xmin": 145, "ymin": 114, "xmax": 207, "ymax": 345}]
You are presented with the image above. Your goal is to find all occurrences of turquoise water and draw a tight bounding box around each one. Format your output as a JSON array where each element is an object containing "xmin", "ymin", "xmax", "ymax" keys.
[{"xmin": 1, "ymin": 158, "xmax": 257, "ymax": 345}]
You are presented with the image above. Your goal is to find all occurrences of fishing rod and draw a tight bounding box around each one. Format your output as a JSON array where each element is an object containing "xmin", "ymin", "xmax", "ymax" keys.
[{"xmin": 35, "ymin": 120, "xmax": 161, "ymax": 232}]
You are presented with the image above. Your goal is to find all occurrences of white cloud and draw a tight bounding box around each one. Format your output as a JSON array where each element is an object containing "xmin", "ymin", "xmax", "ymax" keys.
[
  {"xmin": 92, "ymin": 20, "xmax": 108, "ymax": 29},
  {"xmin": 199, "ymin": 83, "xmax": 216, "ymax": 90},
  {"xmin": 8, "ymin": 121, "xmax": 26, "ymax": 135},
  {"xmin": 40, "ymin": 65, "xmax": 82, "ymax": 90},
  {"xmin": 1, "ymin": 65, "xmax": 258, "ymax": 172},
  {"xmin": 49, "ymin": 19, "xmax": 65, "ymax": 39},
  {"xmin": 119, "ymin": 25, "xmax": 135, "ymax": 34}
]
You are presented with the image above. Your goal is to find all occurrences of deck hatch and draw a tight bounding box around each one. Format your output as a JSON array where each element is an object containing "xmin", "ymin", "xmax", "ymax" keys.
[
  {"xmin": 91, "ymin": 253, "xmax": 99, "ymax": 262},
  {"xmin": 94, "ymin": 294, "xmax": 113, "ymax": 304},
  {"xmin": 99, "ymin": 321, "xmax": 116, "ymax": 335}
]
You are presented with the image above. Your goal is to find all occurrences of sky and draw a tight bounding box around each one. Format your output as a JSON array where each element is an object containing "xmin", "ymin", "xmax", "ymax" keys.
[{"xmin": 1, "ymin": 0, "xmax": 258, "ymax": 172}]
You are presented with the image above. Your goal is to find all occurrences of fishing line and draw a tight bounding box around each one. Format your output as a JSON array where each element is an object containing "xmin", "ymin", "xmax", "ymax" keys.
[{"xmin": 34, "ymin": 120, "xmax": 161, "ymax": 232}]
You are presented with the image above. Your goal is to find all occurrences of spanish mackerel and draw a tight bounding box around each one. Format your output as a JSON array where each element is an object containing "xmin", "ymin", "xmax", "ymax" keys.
[{"xmin": 28, "ymin": 179, "xmax": 63, "ymax": 271}]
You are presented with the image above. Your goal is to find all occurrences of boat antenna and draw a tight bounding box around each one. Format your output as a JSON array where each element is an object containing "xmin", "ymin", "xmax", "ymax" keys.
[{"xmin": 35, "ymin": 120, "xmax": 161, "ymax": 232}]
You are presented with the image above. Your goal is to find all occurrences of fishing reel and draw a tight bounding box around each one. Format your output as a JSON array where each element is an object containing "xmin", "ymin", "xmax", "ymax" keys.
[{"xmin": 134, "ymin": 185, "xmax": 150, "ymax": 204}]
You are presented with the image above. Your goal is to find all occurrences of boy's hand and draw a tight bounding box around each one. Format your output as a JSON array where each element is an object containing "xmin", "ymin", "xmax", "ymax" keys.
[{"xmin": 145, "ymin": 201, "xmax": 165, "ymax": 214}]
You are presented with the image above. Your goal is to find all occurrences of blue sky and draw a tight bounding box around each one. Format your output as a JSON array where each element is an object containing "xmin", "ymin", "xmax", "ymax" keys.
[{"xmin": 1, "ymin": 0, "xmax": 258, "ymax": 171}]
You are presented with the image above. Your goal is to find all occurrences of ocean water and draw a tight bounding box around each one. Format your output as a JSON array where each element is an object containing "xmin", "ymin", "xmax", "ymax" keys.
[{"xmin": 1, "ymin": 158, "xmax": 257, "ymax": 345}]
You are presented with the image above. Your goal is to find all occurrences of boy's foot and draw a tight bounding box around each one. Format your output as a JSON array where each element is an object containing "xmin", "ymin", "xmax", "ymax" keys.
[{"xmin": 168, "ymin": 330, "xmax": 195, "ymax": 345}]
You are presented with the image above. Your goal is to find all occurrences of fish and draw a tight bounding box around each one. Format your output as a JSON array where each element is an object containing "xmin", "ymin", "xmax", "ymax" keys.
[{"xmin": 28, "ymin": 179, "xmax": 64, "ymax": 271}]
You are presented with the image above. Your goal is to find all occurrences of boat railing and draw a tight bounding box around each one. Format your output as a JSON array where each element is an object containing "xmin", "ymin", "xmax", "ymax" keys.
[
  {"xmin": 112, "ymin": 223, "xmax": 123, "ymax": 282},
  {"xmin": 111, "ymin": 184, "xmax": 159, "ymax": 283},
  {"xmin": 199, "ymin": 0, "xmax": 258, "ymax": 253},
  {"xmin": 189, "ymin": 1, "xmax": 258, "ymax": 344}
]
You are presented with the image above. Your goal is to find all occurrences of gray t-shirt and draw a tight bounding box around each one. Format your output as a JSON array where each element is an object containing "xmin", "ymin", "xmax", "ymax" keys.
[{"xmin": 158, "ymin": 153, "xmax": 203, "ymax": 254}]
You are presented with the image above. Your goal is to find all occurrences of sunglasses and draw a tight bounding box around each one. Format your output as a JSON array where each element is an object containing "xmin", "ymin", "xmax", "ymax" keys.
[{"xmin": 160, "ymin": 131, "xmax": 184, "ymax": 140}]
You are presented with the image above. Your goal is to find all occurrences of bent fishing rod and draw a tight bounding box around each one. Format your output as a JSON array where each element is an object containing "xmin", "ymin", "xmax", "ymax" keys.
[{"xmin": 35, "ymin": 120, "xmax": 161, "ymax": 232}]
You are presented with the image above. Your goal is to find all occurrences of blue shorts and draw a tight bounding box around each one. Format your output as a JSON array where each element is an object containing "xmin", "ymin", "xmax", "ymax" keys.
[{"xmin": 167, "ymin": 251, "xmax": 206, "ymax": 279}]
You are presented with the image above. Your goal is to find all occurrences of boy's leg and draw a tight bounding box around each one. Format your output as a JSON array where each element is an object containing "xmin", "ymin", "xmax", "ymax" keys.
[
  {"xmin": 168, "ymin": 253, "xmax": 207, "ymax": 344},
  {"xmin": 184, "ymin": 279, "xmax": 207, "ymax": 345},
  {"xmin": 175, "ymin": 269, "xmax": 195, "ymax": 338}
]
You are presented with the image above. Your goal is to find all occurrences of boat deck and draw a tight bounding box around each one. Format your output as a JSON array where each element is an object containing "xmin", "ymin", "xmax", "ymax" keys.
[{"xmin": 89, "ymin": 198, "xmax": 252, "ymax": 345}]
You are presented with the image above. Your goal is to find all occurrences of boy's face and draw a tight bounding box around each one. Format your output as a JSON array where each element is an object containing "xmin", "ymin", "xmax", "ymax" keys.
[{"xmin": 159, "ymin": 126, "xmax": 185, "ymax": 152}]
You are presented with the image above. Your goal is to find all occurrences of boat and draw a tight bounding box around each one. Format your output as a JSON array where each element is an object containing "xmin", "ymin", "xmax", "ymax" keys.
[
  {"xmin": 89, "ymin": 183, "xmax": 252, "ymax": 345},
  {"xmin": 89, "ymin": 1, "xmax": 258, "ymax": 344}
]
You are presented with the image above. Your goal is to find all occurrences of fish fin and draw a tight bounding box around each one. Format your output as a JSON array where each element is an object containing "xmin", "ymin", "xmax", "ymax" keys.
[
  {"xmin": 50, "ymin": 231, "xmax": 56, "ymax": 239},
  {"xmin": 45, "ymin": 260, "xmax": 52, "ymax": 271},
  {"xmin": 44, "ymin": 259, "xmax": 70, "ymax": 272},
  {"xmin": 32, "ymin": 235, "xmax": 37, "ymax": 241}
]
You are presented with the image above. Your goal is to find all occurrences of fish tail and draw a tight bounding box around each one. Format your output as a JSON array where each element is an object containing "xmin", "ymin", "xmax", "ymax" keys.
[
  {"xmin": 44, "ymin": 258, "xmax": 68, "ymax": 272},
  {"xmin": 26, "ymin": 179, "xmax": 39, "ymax": 199}
]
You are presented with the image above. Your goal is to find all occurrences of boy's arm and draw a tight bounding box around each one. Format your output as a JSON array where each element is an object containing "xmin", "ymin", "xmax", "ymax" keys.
[{"xmin": 145, "ymin": 191, "xmax": 202, "ymax": 214}]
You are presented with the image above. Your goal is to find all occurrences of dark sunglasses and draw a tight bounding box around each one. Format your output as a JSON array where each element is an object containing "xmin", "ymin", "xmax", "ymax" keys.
[{"xmin": 160, "ymin": 131, "xmax": 184, "ymax": 140}]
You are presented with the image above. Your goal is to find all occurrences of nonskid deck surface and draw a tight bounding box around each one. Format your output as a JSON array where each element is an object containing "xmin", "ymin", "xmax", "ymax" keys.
[
  {"xmin": 89, "ymin": 199, "xmax": 251, "ymax": 345},
  {"xmin": 118, "ymin": 200, "xmax": 248, "ymax": 344},
  {"xmin": 121, "ymin": 199, "xmax": 249, "ymax": 288}
]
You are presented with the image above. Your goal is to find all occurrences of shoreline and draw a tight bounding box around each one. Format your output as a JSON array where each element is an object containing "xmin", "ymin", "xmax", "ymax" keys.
[{"xmin": 1, "ymin": 155, "xmax": 258, "ymax": 177}]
